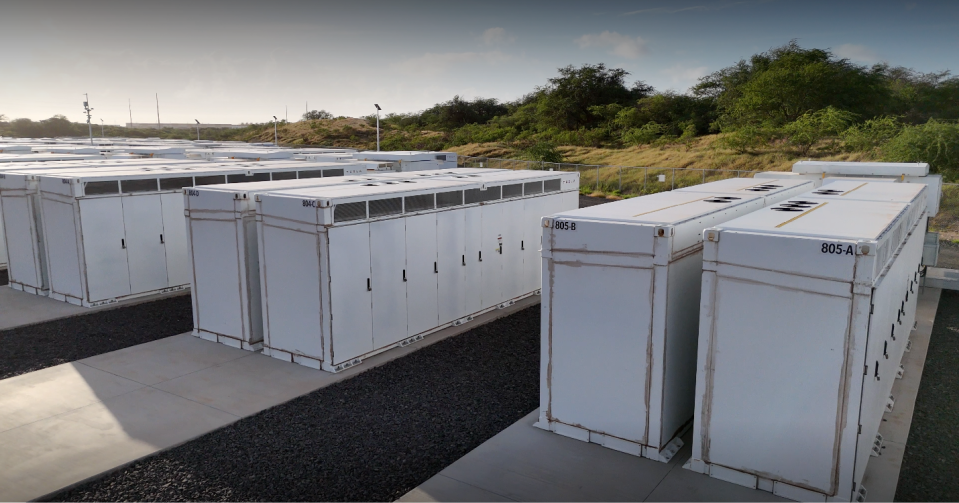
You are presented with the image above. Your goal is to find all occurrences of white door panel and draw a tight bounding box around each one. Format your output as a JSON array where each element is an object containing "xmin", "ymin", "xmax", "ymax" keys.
[
  {"xmin": 480, "ymin": 203, "xmax": 503, "ymax": 309},
  {"xmin": 328, "ymin": 224, "xmax": 373, "ymax": 364},
  {"xmin": 463, "ymin": 206, "xmax": 482, "ymax": 315},
  {"xmin": 79, "ymin": 198, "xmax": 131, "ymax": 301},
  {"xmin": 405, "ymin": 213, "xmax": 439, "ymax": 336},
  {"xmin": 160, "ymin": 193, "xmax": 190, "ymax": 286},
  {"xmin": 370, "ymin": 219, "xmax": 408, "ymax": 349},
  {"xmin": 122, "ymin": 195, "xmax": 169, "ymax": 294},
  {"xmin": 436, "ymin": 209, "xmax": 466, "ymax": 324}
]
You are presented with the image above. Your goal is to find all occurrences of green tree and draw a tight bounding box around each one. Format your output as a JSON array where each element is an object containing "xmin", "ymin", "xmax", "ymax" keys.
[
  {"xmin": 303, "ymin": 109, "xmax": 333, "ymax": 120},
  {"xmin": 781, "ymin": 106, "xmax": 856, "ymax": 155},
  {"xmin": 622, "ymin": 122, "xmax": 664, "ymax": 146},
  {"xmin": 881, "ymin": 119, "xmax": 959, "ymax": 179},
  {"xmin": 535, "ymin": 63, "xmax": 653, "ymax": 130},
  {"xmin": 842, "ymin": 116, "xmax": 903, "ymax": 153}
]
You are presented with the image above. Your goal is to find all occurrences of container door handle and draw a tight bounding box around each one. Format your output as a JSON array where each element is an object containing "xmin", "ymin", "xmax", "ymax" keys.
[
  {"xmin": 498, "ymin": 244, "xmax": 502, "ymax": 254},
  {"xmin": 521, "ymin": 240, "xmax": 524, "ymax": 250},
  {"xmin": 367, "ymin": 278, "xmax": 371, "ymax": 291},
  {"xmin": 434, "ymin": 261, "xmax": 438, "ymax": 273},
  {"xmin": 121, "ymin": 239, "xmax": 126, "ymax": 249},
  {"xmin": 479, "ymin": 251, "xmax": 482, "ymax": 262},
  {"xmin": 462, "ymin": 254, "xmax": 466, "ymax": 266},
  {"xmin": 160, "ymin": 234, "xmax": 165, "ymax": 244},
  {"xmin": 875, "ymin": 361, "xmax": 880, "ymax": 381},
  {"xmin": 403, "ymin": 270, "xmax": 407, "ymax": 282}
]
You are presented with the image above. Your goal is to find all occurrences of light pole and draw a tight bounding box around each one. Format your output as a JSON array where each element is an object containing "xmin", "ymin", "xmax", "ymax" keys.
[
  {"xmin": 83, "ymin": 94, "xmax": 94, "ymax": 145},
  {"xmin": 195, "ymin": 119, "xmax": 200, "ymax": 141},
  {"xmin": 374, "ymin": 104, "xmax": 381, "ymax": 151},
  {"xmin": 273, "ymin": 116, "xmax": 278, "ymax": 146}
]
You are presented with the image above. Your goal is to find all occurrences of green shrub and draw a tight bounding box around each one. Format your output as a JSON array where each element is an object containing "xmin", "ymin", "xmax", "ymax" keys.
[
  {"xmin": 842, "ymin": 116, "xmax": 902, "ymax": 153},
  {"xmin": 622, "ymin": 122, "xmax": 664, "ymax": 145},
  {"xmin": 881, "ymin": 119, "xmax": 959, "ymax": 180}
]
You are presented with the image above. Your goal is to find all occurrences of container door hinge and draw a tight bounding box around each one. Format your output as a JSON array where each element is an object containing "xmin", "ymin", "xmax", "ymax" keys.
[
  {"xmin": 906, "ymin": 339, "xmax": 912, "ymax": 352},
  {"xmin": 886, "ymin": 395, "xmax": 896, "ymax": 412},
  {"xmin": 856, "ymin": 484, "xmax": 868, "ymax": 502},
  {"xmin": 858, "ymin": 424, "xmax": 862, "ymax": 434},
  {"xmin": 897, "ymin": 365, "xmax": 905, "ymax": 379},
  {"xmin": 870, "ymin": 304, "xmax": 874, "ymax": 314}
]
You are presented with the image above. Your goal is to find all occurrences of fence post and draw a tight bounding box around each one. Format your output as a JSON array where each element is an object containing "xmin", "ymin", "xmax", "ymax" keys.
[
  {"xmin": 671, "ymin": 168, "xmax": 675, "ymax": 190},
  {"xmin": 644, "ymin": 167, "xmax": 648, "ymax": 194},
  {"xmin": 596, "ymin": 166, "xmax": 600, "ymax": 190},
  {"xmin": 619, "ymin": 167, "xmax": 622, "ymax": 193},
  {"xmin": 702, "ymin": 169, "xmax": 705, "ymax": 184}
]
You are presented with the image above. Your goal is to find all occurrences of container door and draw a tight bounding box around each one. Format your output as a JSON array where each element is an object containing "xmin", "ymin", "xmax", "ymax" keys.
[
  {"xmin": 463, "ymin": 206, "xmax": 482, "ymax": 315},
  {"xmin": 369, "ymin": 218, "xmax": 408, "ymax": 349},
  {"xmin": 523, "ymin": 196, "xmax": 547, "ymax": 293},
  {"xmin": 480, "ymin": 202, "xmax": 503, "ymax": 309},
  {"xmin": 259, "ymin": 223, "xmax": 321, "ymax": 358},
  {"xmin": 499, "ymin": 199, "xmax": 524, "ymax": 300},
  {"xmin": 328, "ymin": 223, "xmax": 373, "ymax": 364},
  {"xmin": 40, "ymin": 198, "xmax": 83, "ymax": 299},
  {"xmin": 160, "ymin": 192, "xmax": 190, "ymax": 287},
  {"xmin": 1, "ymin": 195, "xmax": 41, "ymax": 289},
  {"xmin": 190, "ymin": 217, "xmax": 243, "ymax": 340},
  {"xmin": 405, "ymin": 213, "xmax": 439, "ymax": 336},
  {"xmin": 122, "ymin": 194, "xmax": 169, "ymax": 294},
  {"xmin": 79, "ymin": 198, "xmax": 131, "ymax": 301},
  {"xmin": 436, "ymin": 208, "xmax": 466, "ymax": 324},
  {"xmin": 549, "ymin": 262, "xmax": 652, "ymax": 445}
]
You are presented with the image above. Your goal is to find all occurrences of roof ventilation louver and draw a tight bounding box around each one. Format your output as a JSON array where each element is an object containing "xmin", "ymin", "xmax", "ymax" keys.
[
  {"xmin": 369, "ymin": 197, "xmax": 403, "ymax": 218},
  {"xmin": 813, "ymin": 189, "xmax": 844, "ymax": 195},
  {"xmin": 436, "ymin": 190, "xmax": 463, "ymax": 208},
  {"xmin": 334, "ymin": 202, "xmax": 367, "ymax": 222},
  {"xmin": 404, "ymin": 194, "xmax": 434, "ymax": 213}
]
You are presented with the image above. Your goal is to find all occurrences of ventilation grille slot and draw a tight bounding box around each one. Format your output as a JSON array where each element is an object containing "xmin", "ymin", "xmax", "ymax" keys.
[
  {"xmin": 324, "ymin": 168, "xmax": 344, "ymax": 177},
  {"xmin": 270, "ymin": 171, "xmax": 297, "ymax": 181},
  {"xmin": 195, "ymin": 175, "xmax": 227, "ymax": 186},
  {"xmin": 121, "ymin": 178, "xmax": 158, "ymax": 193},
  {"xmin": 334, "ymin": 201, "xmax": 367, "ymax": 222},
  {"xmin": 159, "ymin": 177, "xmax": 194, "ymax": 190},
  {"xmin": 298, "ymin": 170, "xmax": 324, "ymax": 179},
  {"xmin": 465, "ymin": 186, "xmax": 502, "ymax": 204},
  {"xmin": 524, "ymin": 181, "xmax": 544, "ymax": 195},
  {"xmin": 745, "ymin": 184, "xmax": 783, "ymax": 192},
  {"xmin": 813, "ymin": 189, "xmax": 843, "ymax": 195},
  {"xmin": 369, "ymin": 197, "xmax": 403, "ymax": 218},
  {"xmin": 228, "ymin": 173, "xmax": 271, "ymax": 183},
  {"xmin": 404, "ymin": 194, "xmax": 435, "ymax": 213},
  {"xmin": 436, "ymin": 190, "xmax": 463, "ymax": 208},
  {"xmin": 544, "ymin": 178, "xmax": 561, "ymax": 192},
  {"xmin": 771, "ymin": 200, "xmax": 816, "ymax": 212},
  {"xmin": 84, "ymin": 181, "xmax": 120, "ymax": 195},
  {"xmin": 502, "ymin": 183, "xmax": 522, "ymax": 198}
]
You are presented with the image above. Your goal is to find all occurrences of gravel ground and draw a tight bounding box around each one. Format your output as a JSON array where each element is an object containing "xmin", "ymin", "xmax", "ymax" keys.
[
  {"xmin": 0, "ymin": 294, "xmax": 193, "ymax": 380},
  {"xmin": 896, "ymin": 289, "xmax": 959, "ymax": 501},
  {"xmin": 50, "ymin": 305, "xmax": 541, "ymax": 502},
  {"xmin": 0, "ymin": 268, "xmax": 8, "ymax": 286}
]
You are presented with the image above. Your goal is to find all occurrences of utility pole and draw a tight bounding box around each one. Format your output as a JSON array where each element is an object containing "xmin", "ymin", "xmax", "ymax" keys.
[
  {"xmin": 128, "ymin": 99, "xmax": 133, "ymax": 128},
  {"xmin": 195, "ymin": 119, "xmax": 200, "ymax": 141},
  {"xmin": 100, "ymin": 119, "xmax": 104, "ymax": 137},
  {"xmin": 374, "ymin": 104, "xmax": 382, "ymax": 151},
  {"xmin": 83, "ymin": 94, "xmax": 94, "ymax": 145},
  {"xmin": 273, "ymin": 116, "xmax": 278, "ymax": 146},
  {"xmin": 155, "ymin": 93, "xmax": 161, "ymax": 130},
  {"xmin": 285, "ymin": 106, "xmax": 288, "ymax": 122}
]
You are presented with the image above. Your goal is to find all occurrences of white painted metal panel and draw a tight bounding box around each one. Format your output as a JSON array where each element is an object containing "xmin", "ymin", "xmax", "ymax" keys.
[
  {"xmin": 191, "ymin": 218, "xmax": 244, "ymax": 339},
  {"xmin": 704, "ymin": 277, "xmax": 850, "ymax": 494},
  {"xmin": 499, "ymin": 199, "xmax": 525, "ymax": 301},
  {"xmin": 480, "ymin": 202, "xmax": 503, "ymax": 308},
  {"xmin": 548, "ymin": 261, "xmax": 652, "ymax": 444},
  {"xmin": 40, "ymin": 199, "xmax": 83, "ymax": 299},
  {"xmin": 121, "ymin": 195, "xmax": 169, "ymax": 294},
  {"xmin": 328, "ymin": 223, "xmax": 374, "ymax": 364},
  {"xmin": 522, "ymin": 196, "xmax": 547, "ymax": 293},
  {"xmin": 79, "ymin": 198, "xmax": 131, "ymax": 301},
  {"xmin": 370, "ymin": 219, "xmax": 408, "ymax": 348},
  {"xmin": 1, "ymin": 196, "xmax": 42, "ymax": 289},
  {"xmin": 436, "ymin": 209, "xmax": 467, "ymax": 324},
  {"xmin": 405, "ymin": 213, "xmax": 439, "ymax": 336},
  {"xmin": 260, "ymin": 224, "xmax": 323, "ymax": 358},
  {"xmin": 0, "ymin": 205, "xmax": 6, "ymax": 268},
  {"xmin": 463, "ymin": 206, "xmax": 483, "ymax": 314},
  {"xmin": 160, "ymin": 192, "xmax": 190, "ymax": 286}
]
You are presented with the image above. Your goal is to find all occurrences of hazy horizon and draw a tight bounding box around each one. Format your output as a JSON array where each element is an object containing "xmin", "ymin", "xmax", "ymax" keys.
[{"xmin": 2, "ymin": 0, "xmax": 957, "ymax": 125}]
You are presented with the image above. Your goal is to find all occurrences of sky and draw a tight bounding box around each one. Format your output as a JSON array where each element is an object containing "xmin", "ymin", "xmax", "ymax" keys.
[{"xmin": 1, "ymin": 0, "xmax": 958, "ymax": 125}]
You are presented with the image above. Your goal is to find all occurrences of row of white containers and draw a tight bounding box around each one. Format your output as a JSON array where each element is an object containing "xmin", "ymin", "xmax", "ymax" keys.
[
  {"xmin": 537, "ymin": 164, "xmax": 938, "ymax": 502},
  {"xmin": 0, "ymin": 159, "xmax": 368, "ymax": 305},
  {"xmin": 184, "ymin": 169, "xmax": 580, "ymax": 371}
]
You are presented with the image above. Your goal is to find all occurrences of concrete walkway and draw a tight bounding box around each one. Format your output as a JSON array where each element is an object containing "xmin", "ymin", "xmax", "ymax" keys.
[
  {"xmin": 0, "ymin": 286, "xmax": 187, "ymax": 331},
  {"xmin": 399, "ymin": 288, "xmax": 942, "ymax": 502},
  {"xmin": 0, "ymin": 296, "xmax": 538, "ymax": 501}
]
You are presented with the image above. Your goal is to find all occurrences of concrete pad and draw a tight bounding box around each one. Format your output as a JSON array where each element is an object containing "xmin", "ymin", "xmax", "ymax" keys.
[
  {"xmin": 434, "ymin": 412, "xmax": 680, "ymax": 502},
  {"xmin": 153, "ymin": 351, "xmax": 336, "ymax": 417},
  {"xmin": 0, "ymin": 386, "xmax": 238, "ymax": 502},
  {"xmin": 646, "ymin": 458, "xmax": 787, "ymax": 502},
  {"xmin": 0, "ymin": 362, "xmax": 144, "ymax": 433},
  {"xmin": 0, "ymin": 286, "xmax": 189, "ymax": 331},
  {"xmin": 398, "ymin": 474, "xmax": 516, "ymax": 502},
  {"xmin": 0, "ymin": 286, "xmax": 88, "ymax": 330},
  {"xmin": 80, "ymin": 333, "xmax": 251, "ymax": 386},
  {"xmin": 860, "ymin": 440, "xmax": 906, "ymax": 503}
]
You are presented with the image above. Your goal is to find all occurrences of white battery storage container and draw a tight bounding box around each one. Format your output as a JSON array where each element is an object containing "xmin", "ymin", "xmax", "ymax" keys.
[
  {"xmin": 752, "ymin": 171, "xmax": 825, "ymax": 188},
  {"xmin": 687, "ymin": 188, "xmax": 927, "ymax": 501},
  {"xmin": 676, "ymin": 177, "xmax": 814, "ymax": 204},
  {"xmin": 184, "ymin": 173, "xmax": 378, "ymax": 350},
  {"xmin": 256, "ymin": 171, "xmax": 579, "ymax": 371},
  {"xmin": 35, "ymin": 161, "xmax": 360, "ymax": 306},
  {"xmin": 536, "ymin": 191, "xmax": 766, "ymax": 462}
]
